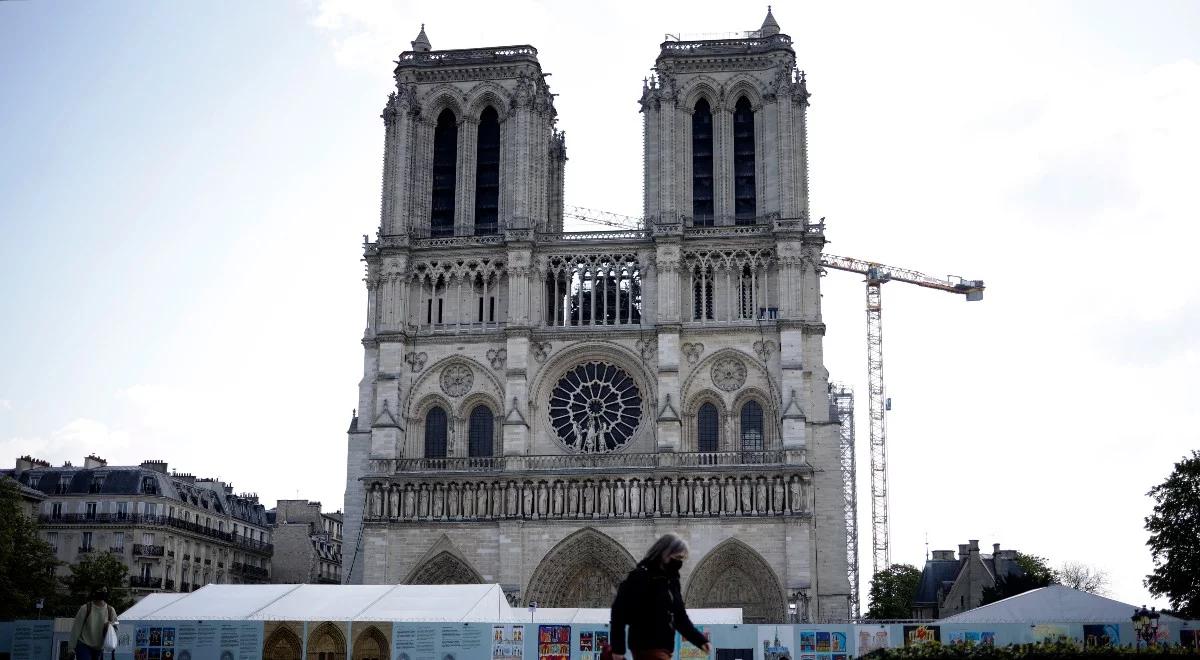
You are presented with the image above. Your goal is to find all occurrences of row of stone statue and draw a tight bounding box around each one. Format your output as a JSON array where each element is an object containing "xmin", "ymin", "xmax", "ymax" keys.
[{"xmin": 364, "ymin": 473, "xmax": 811, "ymax": 521}]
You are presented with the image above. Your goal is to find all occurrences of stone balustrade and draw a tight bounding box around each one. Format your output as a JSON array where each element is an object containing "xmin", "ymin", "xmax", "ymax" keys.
[
  {"xmin": 362, "ymin": 469, "xmax": 812, "ymax": 523},
  {"xmin": 368, "ymin": 449, "xmax": 805, "ymax": 476}
]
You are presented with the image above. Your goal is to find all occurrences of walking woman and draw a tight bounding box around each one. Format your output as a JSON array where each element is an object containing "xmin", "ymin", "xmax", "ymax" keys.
[
  {"xmin": 610, "ymin": 534, "xmax": 710, "ymax": 660},
  {"xmin": 69, "ymin": 588, "xmax": 119, "ymax": 660}
]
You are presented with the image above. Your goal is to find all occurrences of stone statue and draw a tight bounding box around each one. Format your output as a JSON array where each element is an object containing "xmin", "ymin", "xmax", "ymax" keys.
[
  {"xmin": 523, "ymin": 484, "xmax": 534, "ymax": 517},
  {"xmin": 614, "ymin": 481, "xmax": 626, "ymax": 516},
  {"xmin": 629, "ymin": 480, "xmax": 641, "ymax": 516},
  {"xmin": 755, "ymin": 479, "xmax": 768, "ymax": 514},
  {"xmin": 568, "ymin": 481, "xmax": 579, "ymax": 516},
  {"xmin": 417, "ymin": 486, "xmax": 429, "ymax": 518},
  {"xmin": 552, "ymin": 483, "xmax": 564, "ymax": 515},
  {"xmin": 505, "ymin": 482, "xmax": 518, "ymax": 517},
  {"xmin": 582, "ymin": 481, "xmax": 594, "ymax": 516},
  {"xmin": 462, "ymin": 484, "xmax": 475, "ymax": 517},
  {"xmin": 661, "ymin": 479, "xmax": 674, "ymax": 515},
  {"xmin": 576, "ymin": 417, "xmax": 591, "ymax": 452},
  {"xmin": 724, "ymin": 479, "xmax": 737, "ymax": 514},
  {"xmin": 772, "ymin": 477, "xmax": 785, "ymax": 513},
  {"xmin": 789, "ymin": 477, "xmax": 802, "ymax": 513},
  {"xmin": 476, "ymin": 483, "xmax": 488, "ymax": 518},
  {"xmin": 644, "ymin": 479, "xmax": 656, "ymax": 515},
  {"xmin": 432, "ymin": 485, "xmax": 445, "ymax": 518},
  {"xmin": 740, "ymin": 478, "xmax": 752, "ymax": 513},
  {"xmin": 537, "ymin": 482, "xmax": 548, "ymax": 517},
  {"xmin": 403, "ymin": 486, "xmax": 415, "ymax": 519},
  {"xmin": 598, "ymin": 481, "xmax": 610, "ymax": 516},
  {"xmin": 446, "ymin": 484, "xmax": 458, "ymax": 518},
  {"xmin": 708, "ymin": 479, "xmax": 721, "ymax": 515}
]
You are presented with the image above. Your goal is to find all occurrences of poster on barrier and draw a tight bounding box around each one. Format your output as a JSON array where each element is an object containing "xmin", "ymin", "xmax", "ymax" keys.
[
  {"xmin": 901, "ymin": 625, "xmax": 939, "ymax": 647},
  {"xmin": 853, "ymin": 627, "xmax": 889, "ymax": 657},
  {"xmin": 578, "ymin": 629, "xmax": 610, "ymax": 660},
  {"xmin": 1082, "ymin": 625, "xmax": 1118, "ymax": 647},
  {"xmin": 492, "ymin": 626, "xmax": 525, "ymax": 660},
  {"xmin": 536, "ymin": 626, "xmax": 569, "ymax": 660},
  {"xmin": 12, "ymin": 620, "xmax": 53, "ymax": 660},
  {"xmin": 394, "ymin": 624, "xmax": 491, "ymax": 660}
]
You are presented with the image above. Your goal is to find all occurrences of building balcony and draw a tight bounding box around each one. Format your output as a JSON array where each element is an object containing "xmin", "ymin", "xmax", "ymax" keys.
[
  {"xmin": 77, "ymin": 546, "xmax": 93, "ymax": 554},
  {"xmin": 133, "ymin": 544, "xmax": 165, "ymax": 557},
  {"xmin": 129, "ymin": 576, "xmax": 162, "ymax": 589},
  {"xmin": 232, "ymin": 562, "xmax": 269, "ymax": 580},
  {"xmin": 37, "ymin": 513, "xmax": 237, "ymax": 545},
  {"xmin": 232, "ymin": 535, "xmax": 273, "ymax": 556}
]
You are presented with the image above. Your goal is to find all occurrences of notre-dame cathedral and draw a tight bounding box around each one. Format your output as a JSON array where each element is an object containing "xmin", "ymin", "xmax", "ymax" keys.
[{"xmin": 342, "ymin": 9, "xmax": 852, "ymax": 623}]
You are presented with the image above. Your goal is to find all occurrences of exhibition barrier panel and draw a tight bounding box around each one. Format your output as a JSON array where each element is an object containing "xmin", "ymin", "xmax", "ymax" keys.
[{"xmin": 5, "ymin": 619, "xmax": 1199, "ymax": 660}]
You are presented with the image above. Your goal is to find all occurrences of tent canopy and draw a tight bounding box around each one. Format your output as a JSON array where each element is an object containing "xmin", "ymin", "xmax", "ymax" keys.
[
  {"xmin": 939, "ymin": 585, "xmax": 1188, "ymax": 624},
  {"xmin": 120, "ymin": 584, "xmax": 742, "ymax": 624}
]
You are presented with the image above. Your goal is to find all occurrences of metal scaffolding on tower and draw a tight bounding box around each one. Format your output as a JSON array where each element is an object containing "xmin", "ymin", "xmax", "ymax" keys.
[{"xmin": 829, "ymin": 382, "xmax": 859, "ymax": 618}]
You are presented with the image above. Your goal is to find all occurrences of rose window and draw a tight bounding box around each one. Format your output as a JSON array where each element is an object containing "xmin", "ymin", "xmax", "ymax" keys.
[{"xmin": 548, "ymin": 361, "xmax": 642, "ymax": 453}]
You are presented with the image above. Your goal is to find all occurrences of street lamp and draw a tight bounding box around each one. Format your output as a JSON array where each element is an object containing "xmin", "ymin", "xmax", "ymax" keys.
[{"xmin": 1131, "ymin": 605, "xmax": 1160, "ymax": 650}]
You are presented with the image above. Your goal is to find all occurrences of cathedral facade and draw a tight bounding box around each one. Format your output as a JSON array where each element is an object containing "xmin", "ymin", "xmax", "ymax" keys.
[{"xmin": 342, "ymin": 10, "xmax": 851, "ymax": 623}]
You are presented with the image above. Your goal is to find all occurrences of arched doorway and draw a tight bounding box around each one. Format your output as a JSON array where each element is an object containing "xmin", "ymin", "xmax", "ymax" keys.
[
  {"xmin": 524, "ymin": 528, "xmax": 636, "ymax": 607},
  {"xmin": 685, "ymin": 538, "xmax": 787, "ymax": 623},
  {"xmin": 306, "ymin": 623, "xmax": 346, "ymax": 660},
  {"xmin": 263, "ymin": 628, "xmax": 302, "ymax": 660},
  {"xmin": 352, "ymin": 628, "xmax": 388, "ymax": 660},
  {"xmin": 405, "ymin": 550, "xmax": 485, "ymax": 585}
]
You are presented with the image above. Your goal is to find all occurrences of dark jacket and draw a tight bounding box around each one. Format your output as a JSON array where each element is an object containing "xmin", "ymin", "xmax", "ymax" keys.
[{"xmin": 610, "ymin": 560, "xmax": 707, "ymax": 655}]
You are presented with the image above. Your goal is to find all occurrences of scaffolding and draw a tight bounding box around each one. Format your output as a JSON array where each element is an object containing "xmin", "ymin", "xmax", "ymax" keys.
[{"xmin": 829, "ymin": 382, "xmax": 859, "ymax": 618}]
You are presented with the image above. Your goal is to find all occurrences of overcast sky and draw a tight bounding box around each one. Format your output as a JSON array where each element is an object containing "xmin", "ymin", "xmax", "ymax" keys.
[{"xmin": 1, "ymin": 1, "xmax": 1197, "ymax": 610}]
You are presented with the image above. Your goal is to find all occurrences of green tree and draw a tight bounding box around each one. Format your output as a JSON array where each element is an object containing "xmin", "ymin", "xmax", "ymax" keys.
[
  {"xmin": 981, "ymin": 553, "xmax": 1059, "ymax": 605},
  {"xmin": 1144, "ymin": 449, "xmax": 1200, "ymax": 618},
  {"xmin": 866, "ymin": 563, "xmax": 921, "ymax": 619},
  {"xmin": 61, "ymin": 551, "xmax": 133, "ymax": 613},
  {"xmin": 0, "ymin": 479, "xmax": 61, "ymax": 619}
]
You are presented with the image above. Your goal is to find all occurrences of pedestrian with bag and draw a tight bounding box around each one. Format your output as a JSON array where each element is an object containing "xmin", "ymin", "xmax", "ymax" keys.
[
  {"xmin": 69, "ymin": 588, "xmax": 120, "ymax": 660},
  {"xmin": 609, "ymin": 533, "xmax": 710, "ymax": 660}
]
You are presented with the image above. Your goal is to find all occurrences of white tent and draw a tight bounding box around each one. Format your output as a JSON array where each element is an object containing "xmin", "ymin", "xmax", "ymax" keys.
[
  {"xmin": 123, "ymin": 584, "xmax": 514, "ymax": 622},
  {"xmin": 939, "ymin": 585, "xmax": 1189, "ymax": 624},
  {"xmin": 120, "ymin": 584, "xmax": 742, "ymax": 624}
]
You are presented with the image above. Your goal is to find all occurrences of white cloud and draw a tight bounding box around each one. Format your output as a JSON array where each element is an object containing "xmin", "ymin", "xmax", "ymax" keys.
[
  {"xmin": 0, "ymin": 399, "xmax": 11, "ymax": 411},
  {"xmin": 0, "ymin": 418, "xmax": 132, "ymax": 466}
]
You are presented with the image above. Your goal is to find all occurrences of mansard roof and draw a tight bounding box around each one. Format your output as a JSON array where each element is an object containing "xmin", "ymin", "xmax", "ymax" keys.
[{"xmin": 7, "ymin": 464, "xmax": 270, "ymax": 526}]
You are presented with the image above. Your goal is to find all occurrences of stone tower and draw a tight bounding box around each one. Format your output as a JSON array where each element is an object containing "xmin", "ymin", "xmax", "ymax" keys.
[{"xmin": 343, "ymin": 11, "xmax": 851, "ymax": 623}]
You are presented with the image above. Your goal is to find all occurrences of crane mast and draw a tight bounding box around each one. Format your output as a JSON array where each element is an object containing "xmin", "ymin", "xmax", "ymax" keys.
[{"xmin": 822, "ymin": 254, "xmax": 984, "ymax": 578}]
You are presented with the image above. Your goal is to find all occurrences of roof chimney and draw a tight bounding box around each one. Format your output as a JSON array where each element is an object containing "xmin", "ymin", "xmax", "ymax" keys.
[
  {"xmin": 84, "ymin": 454, "xmax": 107, "ymax": 469},
  {"xmin": 141, "ymin": 460, "xmax": 168, "ymax": 474},
  {"xmin": 969, "ymin": 539, "xmax": 980, "ymax": 554},
  {"xmin": 958, "ymin": 544, "xmax": 969, "ymax": 560},
  {"xmin": 932, "ymin": 550, "xmax": 955, "ymax": 561},
  {"xmin": 993, "ymin": 543, "xmax": 1001, "ymax": 555},
  {"xmin": 15, "ymin": 455, "xmax": 48, "ymax": 474}
]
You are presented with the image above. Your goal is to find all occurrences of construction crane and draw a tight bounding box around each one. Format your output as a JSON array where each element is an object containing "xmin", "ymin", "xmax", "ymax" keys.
[
  {"xmin": 563, "ymin": 205, "xmax": 643, "ymax": 230},
  {"xmin": 820, "ymin": 254, "xmax": 984, "ymax": 578}
]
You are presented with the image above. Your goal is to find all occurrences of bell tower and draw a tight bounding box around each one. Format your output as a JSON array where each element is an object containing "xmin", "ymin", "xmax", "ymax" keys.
[{"xmin": 641, "ymin": 7, "xmax": 810, "ymax": 226}]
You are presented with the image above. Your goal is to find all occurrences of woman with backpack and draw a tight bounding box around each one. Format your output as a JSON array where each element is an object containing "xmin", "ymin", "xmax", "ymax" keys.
[
  {"xmin": 69, "ymin": 588, "xmax": 119, "ymax": 660},
  {"xmin": 610, "ymin": 534, "xmax": 710, "ymax": 660}
]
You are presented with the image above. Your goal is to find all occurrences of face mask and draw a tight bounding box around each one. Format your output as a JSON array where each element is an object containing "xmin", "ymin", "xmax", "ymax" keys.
[{"xmin": 666, "ymin": 558, "xmax": 684, "ymax": 572}]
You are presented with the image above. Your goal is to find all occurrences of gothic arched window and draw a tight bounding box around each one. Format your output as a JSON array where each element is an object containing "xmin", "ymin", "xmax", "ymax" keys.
[
  {"xmin": 697, "ymin": 402, "xmax": 719, "ymax": 452},
  {"xmin": 739, "ymin": 400, "xmax": 764, "ymax": 452},
  {"xmin": 425, "ymin": 406, "xmax": 448, "ymax": 458},
  {"xmin": 733, "ymin": 96, "xmax": 756, "ymax": 224},
  {"xmin": 474, "ymin": 106, "xmax": 500, "ymax": 235},
  {"xmin": 692, "ymin": 98, "xmax": 714, "ymax": 225},
  {"xmin": 431, "ymin": 108, "xmax": 458, "ymax": 237},
  {"xmin": 468, "ymin": 404, "xmax": 494, "ymax": 458}
]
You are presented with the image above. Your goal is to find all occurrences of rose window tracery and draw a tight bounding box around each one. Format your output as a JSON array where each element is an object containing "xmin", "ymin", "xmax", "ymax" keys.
[
  {"xmin": 548, "ymin": 361, "xmax": 642, "ymax": 453},
  {"xmin": 440, "ymin": 364, "xmax": 473, "ymax": 397},
  {"xmin": 711, "ymin": 357, "xmax": 747, "ymax": 392}
]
